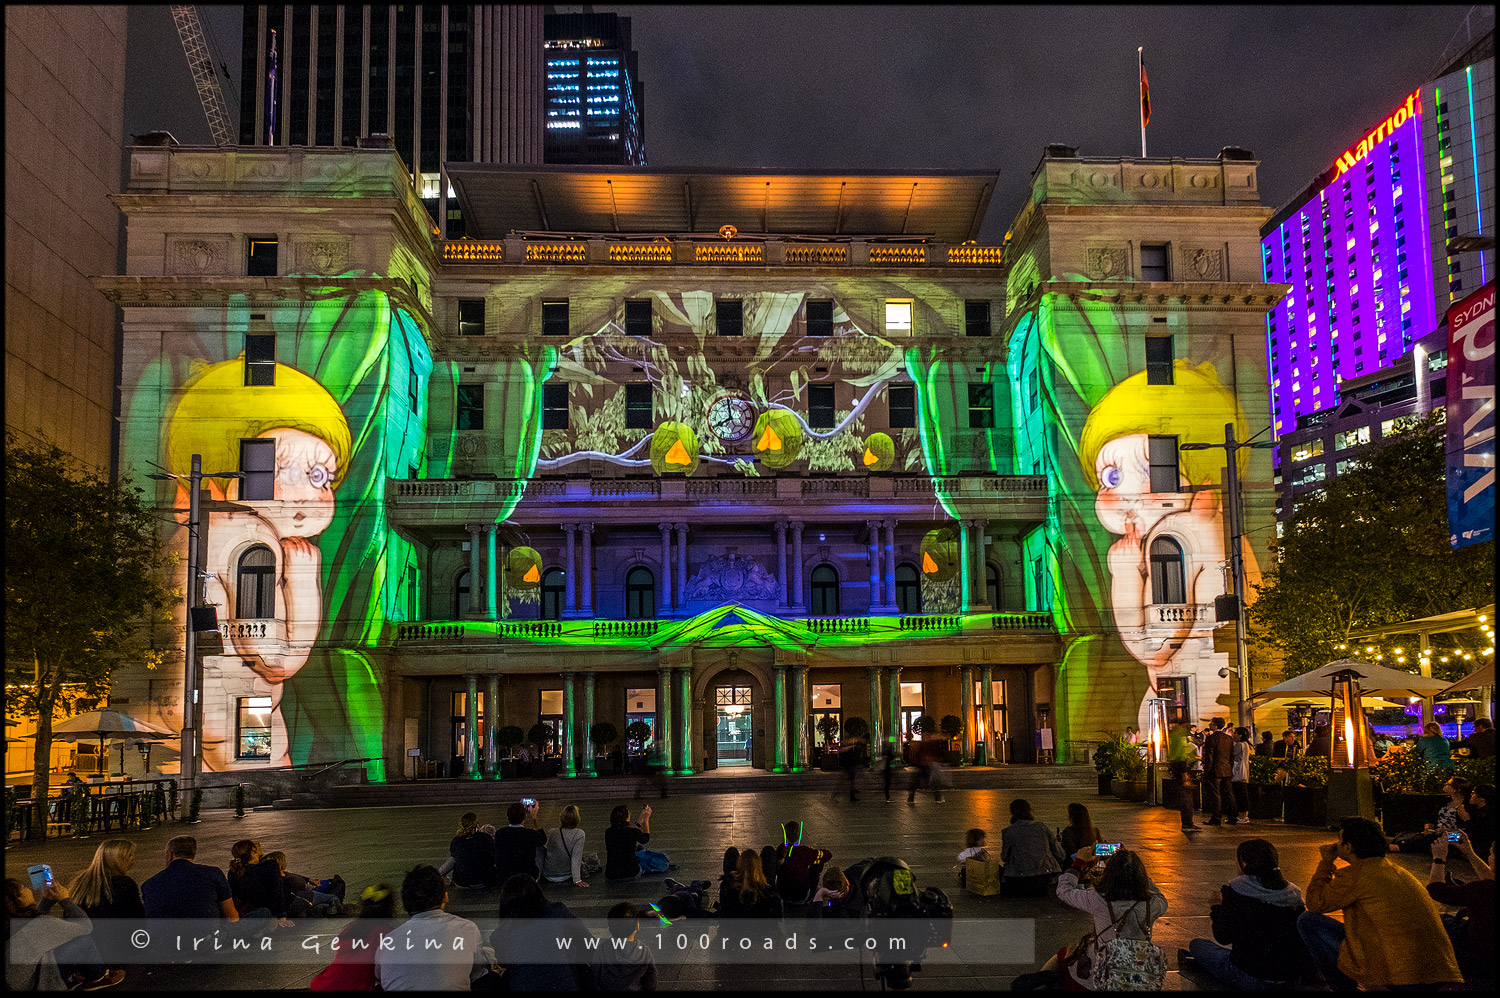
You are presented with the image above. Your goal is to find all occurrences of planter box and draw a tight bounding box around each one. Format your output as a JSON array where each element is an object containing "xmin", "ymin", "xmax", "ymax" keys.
[
  {"xmin": 1097, "ymin": 773, "xmax": 1113, "ymax": 796},
  {"xmin": 1379, "ymin": 793, "xmax": 1447, "ymax": 835},
  {"xmin": 1283, "ymin": 786, "xmax": 1328, "ymax": 827},
  {"xmin": 1247, "ymin": 784, "xmax": 1283, "ymax": 820},
  {"xmin": 1111, "ymin": 779, "xmax": 1149, "ymax": 803}
]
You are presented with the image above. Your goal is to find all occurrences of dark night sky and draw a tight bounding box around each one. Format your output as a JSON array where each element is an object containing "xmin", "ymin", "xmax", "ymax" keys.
[{"xmin": 126, "ymin": 4, "xmax": 1476, "ymax": 242}]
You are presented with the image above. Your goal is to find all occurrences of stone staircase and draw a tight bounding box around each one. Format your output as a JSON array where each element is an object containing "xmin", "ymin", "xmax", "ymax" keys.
[{"xmin": 269, "ymin": 764, "xmax": 1094, "ymax": 810}]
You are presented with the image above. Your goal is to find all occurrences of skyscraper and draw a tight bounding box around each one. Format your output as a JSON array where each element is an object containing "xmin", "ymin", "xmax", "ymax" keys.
[
  {"xmin": 543, "ymin": 11, "xmax": 645, "ymax": 165},
  {"xmin": 236, "ymin": 5, "xmax": 544, "ymax": 235}
]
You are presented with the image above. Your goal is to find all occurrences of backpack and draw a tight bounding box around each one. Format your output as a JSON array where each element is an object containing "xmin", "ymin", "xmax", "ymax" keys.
[{"xmin": 1091, "ymin": 901, "xmax": 1167, "ymax": 991}]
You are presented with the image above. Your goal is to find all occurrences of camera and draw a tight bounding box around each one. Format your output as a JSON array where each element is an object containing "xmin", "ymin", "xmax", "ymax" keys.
[{"xmin": 843, "ymin": 857, "xmax": 954, "ymax": 990}]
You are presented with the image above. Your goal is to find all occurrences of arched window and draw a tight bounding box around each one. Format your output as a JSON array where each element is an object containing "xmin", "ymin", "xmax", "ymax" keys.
[
  {"xmin": 455, "ymin": 569, "xmax": 471, "ymax": 618},
  {"xmin": 541, "ymin": 569, "xmax": 566, "ymax": 620},
  {"xmin": 986, "ymin": 563, "xmax": 1001, "ymax": 610},
  {"xmin": 236, "ymin": 546, "xmax": 276, "ymax": 619},
  {"xmin": 810, "ymin": 565, "xmax": 840, "ymax": 616},
  {"xmin": 894, "ymin": 563, "xmax": 921, "ymax": 614},
  {"xmin": 1149, "ymin": 537, "xmax": 1186, "ymax": 605},
  {"xmin": 626, "ymin": 567, "xmax": 656, "ymax": 620}
]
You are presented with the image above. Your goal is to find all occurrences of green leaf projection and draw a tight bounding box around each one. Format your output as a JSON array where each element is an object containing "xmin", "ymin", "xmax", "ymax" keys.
[
  {"xmin": 751, "ymin": 409, "xmax": 805, "ymax": 469},
  {"xmin": 505, "ymin": 546, "xmax": 545, "ymax": 589},
  {"xmin": 650, "ymin": 421, "xmax": 701, "ymax": 475}
]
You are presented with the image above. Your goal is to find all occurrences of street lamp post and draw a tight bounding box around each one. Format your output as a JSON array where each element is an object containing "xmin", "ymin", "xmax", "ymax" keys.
[
  {"xmin": 149, "ymin": 455, "xmax": 248, "ymax": 792},
  {"xmin": 1182, "ymin": 424, "xmax": 1276, "ymax": 736}
]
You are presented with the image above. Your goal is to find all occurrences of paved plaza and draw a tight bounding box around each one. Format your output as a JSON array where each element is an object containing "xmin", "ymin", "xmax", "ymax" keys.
[{"xmin": 6, "ymin": 782, "xmax": 1451, "ymax": 991}]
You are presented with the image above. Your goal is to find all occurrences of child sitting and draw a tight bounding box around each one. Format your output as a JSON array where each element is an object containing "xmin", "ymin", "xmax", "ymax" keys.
[
  {"xmin": 591, "ymin": 902, "xmax": 658, "ymax": 992},
  {"xmin": 811, "ymin": 867, "xmax": 849, "ymax": 905},
  {"xmin": 957, "ymin": 829, "xmax": 989, "ymax": 889}
]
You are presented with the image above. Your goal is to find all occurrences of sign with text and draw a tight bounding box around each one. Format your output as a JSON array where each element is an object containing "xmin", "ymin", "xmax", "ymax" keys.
[
  {"xmin": 1331, "ymin": 91, "xmax": 1420, "ymax": 179},
  {"xmin": 1447, "ymin": 282, "xmax": 1495, "ymax": 549}
]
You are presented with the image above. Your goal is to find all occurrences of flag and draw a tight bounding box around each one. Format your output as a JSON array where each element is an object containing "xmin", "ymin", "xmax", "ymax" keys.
[{"xmin": 1140, "ymin": 54, "xmax": 1151, "ymax": 127}]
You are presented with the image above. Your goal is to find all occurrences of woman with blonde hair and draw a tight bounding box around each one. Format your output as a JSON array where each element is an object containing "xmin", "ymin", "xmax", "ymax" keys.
[
  {"xmin": 719, "ymin": 848, "xmax": 784, "ymax": 919},
  {"xmin": 68, "ymin": 839, "xmax": 144, "ymax": 921},
  {"xmin": 447, "ymin": 811, "xmax": 497, "ymax": 889},
  {"xmin": 542, "ymin": 804, "xmax": 590, "ymax": 887}
]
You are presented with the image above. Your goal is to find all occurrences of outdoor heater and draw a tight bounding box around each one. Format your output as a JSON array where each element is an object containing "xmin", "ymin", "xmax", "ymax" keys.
[
  {"xmin": 1327, "ymin": 669, "xmax": 1377, "ymax": 825},
  {"xmin": 1145, "ymin": 698, "xmax": 1170, "ymax": 805}
]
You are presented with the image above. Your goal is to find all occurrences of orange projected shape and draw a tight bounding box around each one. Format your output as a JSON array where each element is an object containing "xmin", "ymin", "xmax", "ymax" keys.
[
  {"xmin": 922, "ymin": 551, "xmax": 939, "ymax": 574},
  {"xmin": 863, "ymin": 448, "xmax": 880, "ymax": 466},
  {"xmin": 523, "ymin": 564, "xmax": 541, "ymax": 584},
  {"xmin": 665, "ymin": 440, "xmax": 692, "ymax": 465},
  {"xmin": 757, "ymin": 424, "xmax": 783, "ymax": 451}
]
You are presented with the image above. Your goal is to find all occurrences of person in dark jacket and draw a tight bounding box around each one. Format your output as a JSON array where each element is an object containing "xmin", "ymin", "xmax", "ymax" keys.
[
  {"xmin": 1200, "ymin": 718, "xmax": 1237, "ymax": 825},
  {"xmin": 447, "ymin": 812, "xmax": 496, "ymax": 889},
  {"xmin": 773, "ymin": 819, "xmax": 832, "ymax": 903},
  {"xmin": 227, "ymin": 839, "xmax": 290, "ymax": 925},
  {"xmin": 491, "ymin": 876, "xmax": 593, "ymax": 990},
  {"xmin": 1306, "ymin": 724, "xmax": 1332, "ymax": 758},
  {"xmin": 1456, "ymin": 717, "xmax": 1495, "ymax": 758},
  {"xmin": 1255, "ymin": 730, "xmax": 1275, "ymax": 757},
  {"xmin": 714, "ymin": 847, "xmax": 740, "ymax": 914},
  {"xmin": 1462, "ymin": 784, "xmax": 1495, "ymax": 860},
  {"xmin": 1186, "ymin": 838, "xmax": 1311, "ymax": 988},
  {"xmin": 494, "ymin": 801, "xmax": 547, "ymax": 884},
  {"xmin": 1272, "ymin": 729, "xmax": 1301, "ymax": 759},
  {"xmin": 1428, "ymin": 831, "xmax": 1494, "ymax": 984},
  {"xmin": 592, "ymin": 902, "xmax": 658, "ymax": 991},
  {"xmin": 717, "ymin": 849, "xmax": 784, "ymax": 919}
]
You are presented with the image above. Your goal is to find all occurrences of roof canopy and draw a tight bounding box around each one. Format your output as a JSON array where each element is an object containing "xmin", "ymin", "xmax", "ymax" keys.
[
  {"xmin": 446, "ymin": 164, "xmax": 1000, "ymax": 241},
  {"xmin": 1344, "ymin": 604, "xmax": 1494, "ymax": 640},
  {"xmin": 1252, "ymin": 658, "xmax": 1452, "ymax": 699}
]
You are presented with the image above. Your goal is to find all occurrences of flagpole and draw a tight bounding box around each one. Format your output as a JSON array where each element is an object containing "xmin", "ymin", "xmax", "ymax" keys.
[{"xmin": 1139, "ymin": 46, "xmax": 1147, "ymax": 158}]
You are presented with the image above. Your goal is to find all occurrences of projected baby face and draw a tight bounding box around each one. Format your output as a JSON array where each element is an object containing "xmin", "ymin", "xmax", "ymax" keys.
[
  {"xmin": 1094, "ymin": 434, "xmax": 1182, "ymax": 537},
  {"xmin": 252, "ymin": 427, "xmax": 339, "ymax": 537}
]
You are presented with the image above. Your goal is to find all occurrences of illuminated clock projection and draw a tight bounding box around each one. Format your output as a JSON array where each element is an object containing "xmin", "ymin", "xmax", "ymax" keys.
[{"xmin": 706, "ymin": 391, "xmax": 757, "ymax": 442}]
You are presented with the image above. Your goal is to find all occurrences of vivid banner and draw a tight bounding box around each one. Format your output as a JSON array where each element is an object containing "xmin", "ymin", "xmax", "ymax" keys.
[{"xmin": 1447, "ymin": 281, "xmax": 1496, "ymax": 549}]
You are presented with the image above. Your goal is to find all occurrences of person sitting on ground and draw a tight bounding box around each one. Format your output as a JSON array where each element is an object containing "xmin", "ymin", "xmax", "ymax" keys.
[
  {"xmin": 656, "ymin": 876, "xmax": 714, "ymax": 919},
  {"xmin": 774, "ymin": 819, "xmax": 832, "ymax": 903},
  {"xmin": 758, "ymin": 845, "xmax": 780, "ymax": 890},
  {"xmin": 999, "ymin": 799, "xmax": 1065, "ymax": 897},
  {"xmin": 714, "ymin": 847, "xmax": 740, "ymax": 914},
  {"xmin": 1434, "ymin": 775, "xmax": 1474, "ymax": 833},
  {"xmin": 141, "ymin": 835, "xmax": 238, "ymax": 923},
  {"xmin": 717, "ymin": 848, "xmax": 784, "ymax": 919},
  {"xmin": 1256, "ymin": 730, "xmax": 1275, "ymax": 757},
  {"xmin": 1415, "ymin": 721, "xmax": 1455, "ymax": 770},
  {"xmin": 1427, "ymin": 830, "xmax": 1495, "ymax": 984},
  {"xmin": 495, "ymin": 801, "xmax": 548, "ymax": 885},
  {"xmin": 446, "ymin": 811, "xmax": 496, "ymax": 890},
  {"xmin": 1298, "ymin": 816, "xmax": 1462, "ymax": 991},
  {"xmin": 592, "ymin": 902, "xmax": 658, "ymax": 992},
  {"xmin": 541, "ymin": 804, "xmax": 589, "ymax": 888},
  {"xmin": 262, "ymin": 851, "xmax": 342, "ymax": 917},
  {"xmin": 956, "ymin": 828, "xmax": 989, "ymax": 889},
  {"xmin": 490, "ymin": 875, "xmax": 593, "ymax": 991},
  {"xmin": 5, "ymin": 876, "xmax": 126, "ymax": 992},
  {"xmin": 376, "ymin": 865, "xmax": 491, "ymax": 991},
  {"xmin": 1057, "ymin": 804, "xmax": 1102, "ymax": 860},
  {"xmin": 1272, "ymin": 729, "xmax": 1300, "ymax": 759},
  {"xmin": 228, "ymin": 839, "xmax": 293, "ymax": 927},
  {"xmin": 605, "ymin": 804, "xmax": 672, "ymax": 880},
  {"xmin": 1185, "ymin": 837, "xmax": 1311, "ymax": 989},
  {"xmin": 811, "ymin": 867, "xmax": 849, "ymax": 906},
  {"xmin": 1456, "ymin": 716, "xmax": 1495, "ymax": 759},
  {"xmin": 68, "ymin": 839, "xmax": 145, "ymax": 922},
  {"xmin": 309, "ymin": 883, "xmax": 398, "ymax": 992}
]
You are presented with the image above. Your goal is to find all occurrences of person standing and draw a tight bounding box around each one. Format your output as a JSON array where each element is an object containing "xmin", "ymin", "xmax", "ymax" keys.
[
  {"xmin": 881, "ymin": 740, "xmax": 898, "ymax": 803},
  {"xmin": 1167, "ymin": 721, "xmax": 1200, "ymax": 833},
  {"xmin": 1201, "ymin": 718, "xmax": 1237, "ymax": 826},
  {"xmin": 838, "ymin": 736, "xmax": 863, "ymax": 802},
  {"xmin": 1231, "ymin": 727, "xmax": 1252, "ymax": 825},
  {"xmin": 1415, "ymin": 722, "xmax": 1455, "ymax": 770}
]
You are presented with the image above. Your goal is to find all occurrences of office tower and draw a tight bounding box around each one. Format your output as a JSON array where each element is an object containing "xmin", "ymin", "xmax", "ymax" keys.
[{"xmin": 544, "ymin": 11, "xmax": 644, "ymax": 165}]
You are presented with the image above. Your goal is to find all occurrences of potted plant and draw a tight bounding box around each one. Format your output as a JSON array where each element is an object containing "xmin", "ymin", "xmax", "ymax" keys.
[
  {"xmin": 1111, "ymin": 744, "xmax": 1149, "ymax": 802},
  {"xmin": 1371, "ymin": 748, "xmax": 1448, "ymax": 834},
  {"xmin": 625, "ymin": 720, "xmax": 653, "ymax": 772},
  {"xmin": 1246, "ymin": 754, "xmax": 1284, "ymax": 819},
  {"xmin": 939, "ymin": 715, "xmax": 963, "ymax": 765},
  {"xmin": 589, "ymin": 722, "xmax": 619, "ymax": 776},
  {"xmin": 528, "ymin": 723, "xmax": 554, "ymax": 777},
  {"xmin": 1281, "ymin": 755, "xmax": 1330, "ymax": 826},
  {"xmin": 816, "ymin": 716, "xmax": 841, "ymax": 770},
  {"xmin": 1093, "ymin": 735, "xmax": 1123, "ymax": 796},
  {"xmin": 496, "ymin": 725, "xmax": 524, "ymax": 779},
  {"xmin": 914, "ymin": 714, "xmax": 937, "ymax": 740}
]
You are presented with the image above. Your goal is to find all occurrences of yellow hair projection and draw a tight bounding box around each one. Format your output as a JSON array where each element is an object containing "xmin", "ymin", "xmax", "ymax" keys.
[
  {"xmin": 1078, "ymin": 359, "xmax": 1248, "ymax": 490},
  {"xmin": 164, "ymin": 357, "xmax": 353, "ymax": 491}
]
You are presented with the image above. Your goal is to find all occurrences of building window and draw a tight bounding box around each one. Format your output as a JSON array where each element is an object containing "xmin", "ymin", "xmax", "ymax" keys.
[
  {"xmin": 239, "ymin": 438, "xmax": 275, "ymax": 501},
  {"xmin": 964, "ymin": 301, "xmax": 991, "ymax": 337},
  {"xmin": 457, "ymin": 385, "xmax": 485, "ymax": 431},
  {"xmin": 1157, "ymin": 676, "xmax": 1190, "ymax": 724},
  {"xmin": 625, "ymin": 384, "xmax": 653, "ymax": 430},
  {"xmin": 625, "ymin": 299, "xmax": 652, "ymax": 336},
  {"xmin": 809, "ymin": 384, "xmax": 836, "ymax": 429},
  {"xmin": 455, "ymin": 569, "xmax": 471, "ymax": 618},
  {"xmin": 810, "ymin": 565, "xmax": 840, "ymax": 616},
  {"xmin": 236, "ymin": 696, "xmax": 273, "ymax": 759},
  {"xmin": 885, "ymin": 300, "xmax": 913, "ymax": 335},
  {"xmin": 1290, "ymin": 438, "xmax": 1324, "ymax": 462},
  {"xmin": 894, "ymin": 563, "xmax": 921, "ymax": 614},
  {"xmin": 541, "ymin": 569, "xmax": 565, "ymax": 620},
  {"xmin": 716, "ymin": 299, "xmax": 743, "ymax": 336},
  {"xmin": 1148, "ymin": 536, "xmax": 1186, "ymax": 604},
  {"xmin": 537, "ymin": 691, "xmax": 562, "ymax": 755},
  {"xmin": 625, "ymin": 567, "xmax": 655, "ymax": 620},
  {"xmin": 810, "ymin": 684, "xmax": 843, "ymax": 747},
  {"xmin": 1145, "ymin": 335, "xmax": 1173, "ymax": 385},
  {"xmin": 458, "ymin": 299, "xmax": 485, "ymax": 336},
  {"xmin": 244, "ymin": 334, "xmax": 276, "ymax": 387},
  {"xmin": 235, "ymin": 546, "xmax": 276, "ymax": 619},
  {"xmin": 247, "ymin": 237, "xmax": 278, "ymax": 277},
  {"xmin": 1147, "ymin": 435, "xmax": 1179, "ymax": 493},
  {"xmin": 986, "ymin": 563, "xmax": 1001, "ymax": 609},
  {"xmin": 542, "ymin": 383, "xmax": 569, "ymax": 430},
  {"xmin": 888, "ymin": 385, "xmax": 916, "ymax": 428},
  {"xmin": 806, "ymin": 300, "xmax": 834, "ymax": 337},
  {"xmin": 968, "ymin": 383, "xmax": 994, "ymax": 428},
  {"xmin": 542, "ymin": 300, "xmax": 569, "ymax": 337},
  {"xmin": 1140, "ymin": 243, "xmax": 1170, "ymax": 281}
]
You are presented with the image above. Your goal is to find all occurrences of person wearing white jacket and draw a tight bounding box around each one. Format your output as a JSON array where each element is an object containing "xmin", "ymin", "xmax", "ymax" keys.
[{"xmin": 1055, "ymin": 847, "xmax": 1169, "ymax": 990}]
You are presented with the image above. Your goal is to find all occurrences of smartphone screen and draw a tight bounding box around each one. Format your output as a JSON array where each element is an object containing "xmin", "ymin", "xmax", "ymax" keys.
[
  {"xmin": 1095, "ymin": 843, "xmax": 1121, "ymax": 857},
  {"xmin": 27, "ymin": 865, "xmax": 49, "ymax": 890},
  {"xmin": 522, "ymin": 797, "xmax": 536, "ymax": 808},
  {"xmin": 1447, "ymin": 832, "xmax": 1462, "ymax": 842}
]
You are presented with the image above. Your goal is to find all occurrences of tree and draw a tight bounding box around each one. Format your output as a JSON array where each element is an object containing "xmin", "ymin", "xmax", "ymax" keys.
[
  {"xmin": 1249, "ymin": 414, "xmax": 1493, "ymax": 680},
  {"xmin": 841, "ymin": 716, "xmax": 869, "ymax": 741},
  {"xmin": 914, "ymin": 714, "xmax": 937, "ymax": 737},
  {"xmin": 939, "ymin": 714, "xmax": 963, "ymax": 739},
  {"xmin": 816, "ymin": 715, "xmax": 840, "ymax": 744},
  {"xmin": 625, "ymin": 720, "xmax": 653, "ymax": 752},
  {"xmin": 497, "ymin": 725, "xmax": 525, "ymax": 757},
  {"xmin": 5, "ymin": 435, "xmax": 176, "ymax": 838},
  {"xmin": 589, "ymin": 721, "xmax": 619, "ymax": 754}
]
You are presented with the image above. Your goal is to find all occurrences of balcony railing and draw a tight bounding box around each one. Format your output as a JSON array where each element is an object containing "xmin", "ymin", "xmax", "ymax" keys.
[
  {"xmin": 898, "ymin": 614, "xmax": 964, "ymax": 632},
  {"xmin": 803, "ymin": 617, "xmax": 873, "ymax": 634},
  {"xmin": 801, "ymin": 478, "xmax": 868, "ymax": 497},
  {"xmin": 1154, "ymin": 604, "xmax": 1216, "ymax": 624},
  {"xmin": 685, "ymin": 479, "xmax": 778, "ymax": 497},
  {"xmin": 993, "ymin": 612, "xmax": 1054, "ymax": 630},
  {"xmin": 590, "ymin": 480, "xmax": 661, "ymax": 498},
  {"xmin": 438, "ymin": 236, "xmax": 1005, "ymax": 268}
]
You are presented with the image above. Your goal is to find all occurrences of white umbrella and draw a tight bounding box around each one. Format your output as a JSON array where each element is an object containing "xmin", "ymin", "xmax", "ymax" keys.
[
  {"xmin": 1251, "ymin": 659, "xmax": 1451, "ymax": 700},
  {"xmin": 51, "ymin": 710, "xmax": 174, "ymax": 776}
]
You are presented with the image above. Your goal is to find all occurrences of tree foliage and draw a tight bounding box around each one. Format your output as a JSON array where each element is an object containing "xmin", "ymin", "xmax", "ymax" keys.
[
  {"xmin": 1249, "ymin": 414, "xmax": 1493, "ymax": 680},
  {"xmin": 5, "ymin": 435, "xmax": 177, "ymax": 837}
]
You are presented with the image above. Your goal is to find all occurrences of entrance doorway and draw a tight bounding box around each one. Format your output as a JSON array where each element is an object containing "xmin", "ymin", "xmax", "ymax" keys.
[
  {"xmin": 715, "ymin": 685, "xmax": 753, "ymax": 767},
  {"xmin": 811, "ymin": 684, "xmax": 842, "ymax": 747},
  {"xmin": 898, "ymin": 682, "xmax": 925, "ymax": 742}
]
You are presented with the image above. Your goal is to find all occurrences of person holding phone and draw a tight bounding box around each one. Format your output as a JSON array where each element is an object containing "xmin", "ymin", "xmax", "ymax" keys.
[
  {"xmin": 1427, "ymin": 830, "xmax": 1494, "ymax": 983},
  {"xmin": 605, "ymin": 804, "xmax": 673, "ymax": 880},
  {"xmin": 495, "ymin": 801, "xmax": 548, "ymax": 885},
  {"xmin": 4, "ymin": 873, "xmax": 125, "ymax": 991},
  {"xmin": 1184, "ymin": 838, "xmax": 1311, "ymax": 989}
]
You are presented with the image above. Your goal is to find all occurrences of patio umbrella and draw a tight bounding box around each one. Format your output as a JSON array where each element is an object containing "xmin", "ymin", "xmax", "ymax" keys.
[
  {"xmin": 51, "ymin": 711, "xmax": 174, "ymax": 776},
  {"xmin": 1439, "ymin": 661, "xmax": 1494, "ymax": 695},
  {"xmin": 1251, "ymin": 658, "xmax": 1451, "ymax": 701}
]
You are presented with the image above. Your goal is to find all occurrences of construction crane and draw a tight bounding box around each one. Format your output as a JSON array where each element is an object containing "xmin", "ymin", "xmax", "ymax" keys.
[{"xmin": 170, "ymin": 5, "xmax": 234, "ymax": 146}]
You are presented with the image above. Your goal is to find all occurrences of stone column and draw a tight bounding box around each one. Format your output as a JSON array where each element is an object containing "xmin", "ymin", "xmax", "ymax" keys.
[
  {"xmin": 772, "ymin": 664, "xmax": 788, "ymax": 772},
  {"xmin": 486, "ymin": 674, "xmax": 500, "ymax": 778},
  {"xmin": 884, "ymin": 520, "xmax": 898, "ymax": 607},
  {"xmin": 562, "ymin": 672, "xmax": 577, "ymax": 778},
  {"xmin": 467, "ymin": 525, "xmax": 482, "ymax": 617},
  {"xmin": 465, "ymin": 673, "xmax": 480, "ymax": 779},
  {"xmin": 580, "ymin": 524, "xmax": 594, "ymax": 616},
  {"xmin": 674, "ymin": 523, "xmax": 688, "ymax": 613},
  {"xmin": 485, "ymin": 525, "xmax": 499, "ymax": 619},
  {"xmin": 563, "ymin": 524, "xmax": 577, "ymax": 613},
  {"xmin": 581, "ymin": 671, "xmax": 596, "ymax": 776},
  {"xmin": 791, "ymin": 665, "xmax": 809, "ymax": 772},
  {"xmin": 656, "ymin": 666, "xmax": 675, "ymax": 775},
  {"xmin": 775, "ymin": 520, "xmax": 789, "ymax": 609},
  {"xmin": 959, "ymin": 665, "xmax": 974, "ymax": 766},
  {"xmin": 866, "ymin": 519, "xmax": 882, "ymax": 613},
  {"xmin": 658, "ymin": 523, "xmax": 673, "ymax": 613},
  {"xmin": 972, "ymin": 520, "xmax": 992, "ymax": 610},
  {"xmin": 886, "ymin": 665, "xmax": 902, "ymax": 746},
  {"xmin": 790, "ymin": 520, "xmax": 806, "ymax": 610},
  {"xmin": 868, "ymin": 666, "xmax": 883, "ymax": 749},
  {"xmin": 981, "ymin": 665, "xmax": 996, "ymax": 764},
  {"xmin": 959, "ymin": 519, "xmax": 974, "ymax": 612},
  {"xmin": 677, "ymin": 666, "xmax": 694, "ymax": 775}
]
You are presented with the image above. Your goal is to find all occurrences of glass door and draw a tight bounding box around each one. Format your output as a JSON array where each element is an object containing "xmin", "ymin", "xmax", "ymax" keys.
[
  {"xmin": 898, "ymin": 682, "xmax": 925, "ymax": 743},
  {"xmin": 810, "ymin": 684, "xmax": 843, "ymax": 748},
  {"xmin": 715, "ymin": 685, "xmax": 753, "ymax": 767}
]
